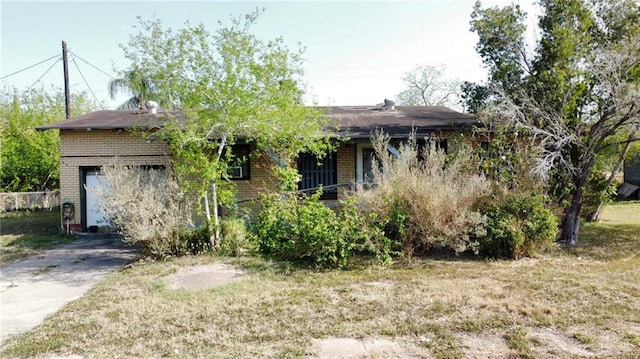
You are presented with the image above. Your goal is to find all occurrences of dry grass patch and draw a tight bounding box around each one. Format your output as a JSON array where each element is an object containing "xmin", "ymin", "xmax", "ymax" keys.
[
  {"xmin": 1, "ymin": 204, "xmax": 639, "ymax": 358},
  {"xmin": 598, "ymin": 201, "xmax": 640, "ymax": 225},
  {"xmin": 0, "ymin": 210, "xmax": 74, "ymax": 265}
]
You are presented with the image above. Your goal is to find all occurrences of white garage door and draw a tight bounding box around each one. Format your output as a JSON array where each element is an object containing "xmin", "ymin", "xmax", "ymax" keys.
[{"xmin": 85, "ymin": 170, "xmax": 107, "ymax": 227}]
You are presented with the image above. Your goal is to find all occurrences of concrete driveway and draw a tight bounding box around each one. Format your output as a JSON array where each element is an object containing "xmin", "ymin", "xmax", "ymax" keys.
[{"xmin": 0, "ymin": 236, "xmax": 138, "ymax": 342}]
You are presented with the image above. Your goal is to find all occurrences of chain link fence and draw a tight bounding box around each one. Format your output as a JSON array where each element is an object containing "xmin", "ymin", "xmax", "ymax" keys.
[{"xmin": 1, "ymin": 190, "xmax": 60, "ymax": 212}]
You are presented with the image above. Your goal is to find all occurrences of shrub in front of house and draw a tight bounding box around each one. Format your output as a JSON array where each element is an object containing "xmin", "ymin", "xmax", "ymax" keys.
[
  {"xmin": 253, "ymin": 191, "xmax": 390, "ymax": 268},
  {"xmin": 94, "ymin": 163, "xmax": 197, "ymax": 258},
  {"xmin": 219, "ymin": 217, "xmax": 250, "ymax": 256},
  {"xmin": 355, "ymin": 133, "xmax": 490, "ymax": 256},
  {"xmin": 178, "ymin": 225, "xmax": 212, "ymax": 255},
  {"xmin": 479, "ymin": 193, "xmax": 558, "ymax": 259}
]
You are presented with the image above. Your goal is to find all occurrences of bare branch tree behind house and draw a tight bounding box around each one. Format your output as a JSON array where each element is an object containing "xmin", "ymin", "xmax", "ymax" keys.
[
  {"xmin": 469, "ymin": 0, "xmax": 640, "ymax": 246},
  {"xmin": 396, "ymin": 65, "xmax": 461, "ymax": 108},
  {"xmin": 487, "ymin": 36, "xmax": 640, "ymax": 245}
]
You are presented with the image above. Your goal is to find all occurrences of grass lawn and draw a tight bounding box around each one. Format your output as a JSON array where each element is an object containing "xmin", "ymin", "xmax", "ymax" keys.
[
  {"xmin": 0, "ymin": 209, "xmax": 75, "ymax": 265},
  {"xmin": 1, "ymin": 202, "xmax": 639, "ymax": 358}
]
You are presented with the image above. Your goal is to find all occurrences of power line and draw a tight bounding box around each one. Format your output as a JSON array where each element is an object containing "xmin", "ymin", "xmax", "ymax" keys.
[
  {"xmin": 307, "ymin": 73, "xmax": 401, "ymax": 80},
  {"xmin": 72, "ymin": 58, "xmax": 105, "ymax": 109},
  {"xmin": 0, "ymin": 54, "xmax": 60, "ymax": 80},
  {"xmin": 306, "ymin": 62, "xmax": 418, "ymax": 73},
  {"xmin": 27, "ymin": 58, "xmax": 61, "ymax": 90},
  {"xmin": 69, "ymin": 51, "xmax": 116, "ymax": 79}
]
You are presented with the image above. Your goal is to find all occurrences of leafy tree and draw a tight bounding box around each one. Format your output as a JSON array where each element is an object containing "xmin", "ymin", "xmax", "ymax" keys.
[
  {"xmin": 0, "ymin": 87, "xmax": 98, "ymax": 192},
  {"xmin": 396, "ymin": 65, "xmax": 461, "ymax": 108},
  {"xmin": 468, "ymin": 0, "xmax": 640, "ymax": 245},
  {"xmin": 120, "ymin": 10, "xmax": 336, "ymax": 245},
  {"xmin": 108, "ymin": 66, "xmax": 157, "ymax": 110},
  {"xmin": 462, "ymin": 1, "xmax": 529, "ymax": 114}
]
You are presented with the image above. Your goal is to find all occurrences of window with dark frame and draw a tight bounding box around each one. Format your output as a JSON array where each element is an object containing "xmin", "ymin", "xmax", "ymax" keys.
[
  {"xmin": 227, "ymin": 145, "xmax": 251, "ymax": 180},
  {"xmin": 298, "ymin": 152, "xmax": 338, "ymax": 200},
  {"xmin": 362, "ymin": 147, "xmax": 377, "ymax": 184},
  {"xmin": 436, "ymin": 138, "xmax": 448, "ymax": 153}
]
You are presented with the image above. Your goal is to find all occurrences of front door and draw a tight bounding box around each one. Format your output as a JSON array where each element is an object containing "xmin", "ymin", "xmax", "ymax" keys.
[{"xmin": 82, "ymin": 168, "xmax": 107, "ymax": 230}]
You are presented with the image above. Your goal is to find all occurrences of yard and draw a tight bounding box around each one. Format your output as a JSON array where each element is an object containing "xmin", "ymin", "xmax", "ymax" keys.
[
  {"xmin": 1, "ymin": 203, "xmax": 639, "ymax": 358},
  {"xmin": 0, "ymin": 209, "xmax": 75, "ymax": 265}
]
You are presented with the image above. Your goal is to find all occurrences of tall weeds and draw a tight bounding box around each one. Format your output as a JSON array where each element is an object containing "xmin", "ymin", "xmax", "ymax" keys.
[{"xmin": 356, "ymin": 132, "xmax": 490, "ymax": 256}]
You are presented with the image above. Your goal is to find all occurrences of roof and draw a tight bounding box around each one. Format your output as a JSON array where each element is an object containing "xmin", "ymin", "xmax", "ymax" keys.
[
  {"xmin": 36, "ymin": 106, "xmax": 480, "ymax": 137},
  {"xmin": 325, "ymin": 105, "xmax": 479, "ymax": 138},
  {"xmin": 36, "ymin": 110, "xmax": 185, "ymax": 131}
]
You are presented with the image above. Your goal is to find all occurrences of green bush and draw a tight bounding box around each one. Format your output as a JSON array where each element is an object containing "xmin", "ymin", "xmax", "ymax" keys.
[
  {"xmin": 219, "ymin": 217, "xmax": 249, "ymax": 256},
  {"xmin": 479, "ymin": 194, "xmax": 558, "ymax": 259},
  {"xmin": 253, "ymin": 191, "xmax": 390, "ymax": 268},
  {"xmin": 178, "ymin": 225, "xmax": 212, "ymax": 255}
]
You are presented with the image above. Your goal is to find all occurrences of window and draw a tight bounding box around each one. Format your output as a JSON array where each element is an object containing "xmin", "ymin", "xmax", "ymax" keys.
[
  {"xmin": 357, "ymin": 144, "xmax": 380, "ymax": 184},
  {"xmin": 298, "ymin": 152, "xmax": 337, "ymax": 200},
  {"xmin": 436, "ymin": 138, "xmax": 448, "ymax": 153},
  {"xmin": 227, "ymin": 145, "xmax": 250, "ymax": 180}
]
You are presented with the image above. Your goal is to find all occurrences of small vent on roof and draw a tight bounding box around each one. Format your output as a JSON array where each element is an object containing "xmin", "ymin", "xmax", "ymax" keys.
[
  {"xmin": 146, "ymin": 101, "xmax": 158, "ymax": 114},
  {"xmin": 383, "ymin": 98, "xmax": 395, "ymax": 111}
]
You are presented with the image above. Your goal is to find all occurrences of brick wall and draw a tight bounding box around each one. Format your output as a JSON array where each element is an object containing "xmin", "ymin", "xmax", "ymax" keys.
[
  {"xmin": 228, "ymin": 143, "xmax": 357, "ymax": 216},
  {"xmin": 336, "ymin": 143, "xmax": 355, "ymax": 199},
  {"xmin": 59, "ymin": 131, "xmax": 362, "ymax": 227},
  {"xmin": 59, "ymin": 130, "xmax": 170, "ymax": 227}
]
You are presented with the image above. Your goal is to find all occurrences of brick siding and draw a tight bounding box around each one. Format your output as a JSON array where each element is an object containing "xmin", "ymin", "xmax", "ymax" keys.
[{"xmin": 59, "ymin": 130, "xmax": 170, "ymax": 227}]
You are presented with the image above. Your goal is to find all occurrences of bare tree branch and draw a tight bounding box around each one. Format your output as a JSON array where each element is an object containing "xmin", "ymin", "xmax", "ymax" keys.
[{"xmin": 396, "ymin": 65, "xmax": 461, "ymax": 108}]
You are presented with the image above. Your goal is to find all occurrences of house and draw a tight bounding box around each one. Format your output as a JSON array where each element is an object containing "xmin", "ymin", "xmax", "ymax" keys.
[{"xmin": 37, "ymin": 104, "xmax": 480, "ymax": 232}]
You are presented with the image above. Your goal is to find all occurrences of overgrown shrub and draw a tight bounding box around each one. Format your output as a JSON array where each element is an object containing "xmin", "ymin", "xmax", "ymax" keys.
[
  {"xmin": 178, "ymin": 225, "xmax": 212, "ymax": 255},
  {"xmin": 92, "ymin": 163, "xmax": 195, "ymax": 258},
  {"xmin": 253, "ymin": 191, "xmax": 390, "ymax": 268},
  {"xmin": 479, "ymin": 193, "xmax": 558, "ymax": 259},
  {"xmin": 356, "ymin": 133, "xmax": 490, "ymax": 256},
  {"xmin": 219, "ymin": 217, "xmax": 249, "ymax": 256}
]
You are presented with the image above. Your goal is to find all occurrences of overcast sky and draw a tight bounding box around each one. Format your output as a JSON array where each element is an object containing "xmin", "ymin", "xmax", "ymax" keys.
[{"xmin": 1, "ymin": 1, "xmax": 540, "ymax": 110}]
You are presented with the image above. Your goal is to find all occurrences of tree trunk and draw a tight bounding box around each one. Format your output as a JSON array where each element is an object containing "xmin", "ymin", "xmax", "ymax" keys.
[
  {"xmin": 208, "ymin": 134, "xmax": 227, "ymax": 248},
  {"xmin": 203, "ymin": 190, "xmax": 211, "ymax": 223},
  {"xmin": 588, "ymin": 201, "xmax": 606, "ymax": 223},
  {"xmin": 560, "ymin": 187, "xmax": 583, "ymax": 246},
  {"xmin": 211, "ymin": 181, "xmax": 220, "ymax": 247}
]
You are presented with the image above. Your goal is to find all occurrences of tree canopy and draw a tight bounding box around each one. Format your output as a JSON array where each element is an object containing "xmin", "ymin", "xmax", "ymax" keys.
[
  {"xmin": 0, "ymin": 87, "xmax": 99, "ymax": 192},
  {"xmin": 119, "ymin": 10, "xmax": 336, "ymax": 244},
  {"xmin": 467, "ymin": 0, "xmax": 640, "ymax": 245},
  {"xmin": 108, "ymin": 67, "xmax": 158, "ymax": 110}
]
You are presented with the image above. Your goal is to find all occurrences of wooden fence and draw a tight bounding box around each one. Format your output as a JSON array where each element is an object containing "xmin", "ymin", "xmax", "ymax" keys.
[{"xmin": 0, "ymin": 190, "xmax": 60, "ymax": 212}]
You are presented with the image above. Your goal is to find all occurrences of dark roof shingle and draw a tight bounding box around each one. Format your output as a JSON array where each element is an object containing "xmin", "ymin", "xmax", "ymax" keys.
[
  {"xmin": 37, "ymin": 106, "xmax": 479, "ymax": 137},
  {"xmin": 36, "ymin": 110, "xmax": 185, "ymax": 131}
]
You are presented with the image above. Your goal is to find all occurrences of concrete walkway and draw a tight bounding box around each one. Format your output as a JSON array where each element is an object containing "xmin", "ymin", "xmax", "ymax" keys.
[{"xmin": 0, "ymin": 236, "xmax": 138, "ymax": 342}]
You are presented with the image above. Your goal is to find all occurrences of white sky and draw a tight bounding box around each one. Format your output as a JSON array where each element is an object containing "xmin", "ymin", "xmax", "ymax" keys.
[{"xmin": 1, "ymin": 1, "xmax": 541, "ymax": 111}]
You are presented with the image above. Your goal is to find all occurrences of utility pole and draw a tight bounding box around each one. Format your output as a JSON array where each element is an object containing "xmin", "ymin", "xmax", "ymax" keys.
[{"xmin": 62, "ymin": 41, "xmax": 71, "ymax": 119}]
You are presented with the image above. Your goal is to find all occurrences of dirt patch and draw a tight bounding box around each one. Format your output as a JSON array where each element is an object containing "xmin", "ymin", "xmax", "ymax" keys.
[
  {"xmin": 168, "ymin": 263, "xmax": 245, "ymax": 290},
  {"xmin": 308, "ymin": 337, "xmax": 416, "ymax": 358},
  {"xmin": 458, "ymin": 332, "xmax": 510, "ymax": 358},
  {"xmin": 529, "ymin": 327, "xmax": 594, "ymax": 357},
  {"xmin": 565, "ymin": 324, "xmax": 637, "ymax": 357}
]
